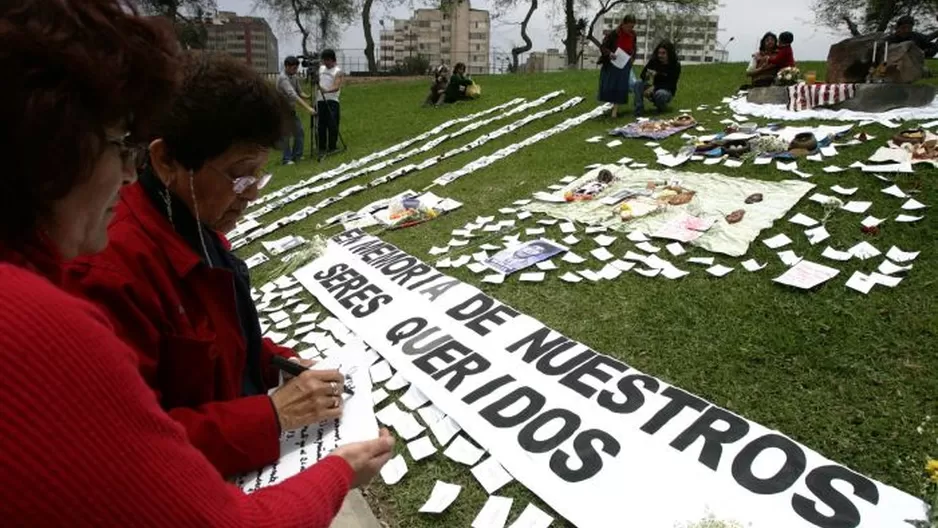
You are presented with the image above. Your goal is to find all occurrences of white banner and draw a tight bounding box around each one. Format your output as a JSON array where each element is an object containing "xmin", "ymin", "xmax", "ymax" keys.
[{"xmin": 293, "ymin": 229, "xmax": 924, "ymax": 528}]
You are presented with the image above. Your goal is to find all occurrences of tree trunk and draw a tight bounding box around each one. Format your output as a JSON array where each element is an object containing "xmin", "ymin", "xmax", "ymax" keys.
[
  {"xmin": 587, "ymin": 0, "xmax": 627, "ymax": 49},
  {"xmin": 842, "ymin": 16, "xmax": 861, "ymax": 36},
  {"xmin": 874, "ymin": 0, "xmax": 898, "ymax": 32},
  {"xmin": 362, "ymin": 0, "xmax": 377, "ymax": 72},
  {"xmin": 511, "ymin": 0, "xmax": 538, "ymax": 72},
  {"xmin": 564, "ymin": 0, "xmax": 578, "ymax": 66},
  {"xmin": 291, "ymin": 0, "xmax": 311, "ymax": 56}
]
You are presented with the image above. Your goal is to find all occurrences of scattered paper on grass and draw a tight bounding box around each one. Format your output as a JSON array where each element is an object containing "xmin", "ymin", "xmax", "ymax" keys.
[
  {"xmin": 594, "ymin": 234, "xmax": 617, "ymax": 247},
  {"xmin": 560, "ymin": 222, "xmax": 577, "ymax": 234},
  {"xmin": 419, "ymin": 481, "xmax": 462, "ymax": 513},
  {"xmin": 472, "ymin": 496, "xmax": 514, "ymax": 528},
  {"xmin": 590, "ymin": 247, "xmax": 615, "ymax": 261},
  {"xmin": 861, "ymin": 216, "xmax": 885, "ymax": 228},
  {"xmin": 519, "ymin": 272, "xmax": 546, "ymax": 282},
  {"xmin": 535, "ymin": 260, "xmax": 558, "ymax": 271},
  {"xmin": 806, "ymin": 153, "xmax": 823, "ymax": 162},
  {"xmin": 881, "ymin": 184, "xmax": 907, "ymax": 198},
  {"xmin": 617, "ymin": 156, "xmax": 634, "ymax": 165},
  {"xmin": 823, "ymin": 165, "xmax": 847, "ymax": 173},
  {"xmin": 724, "ymin": 159, "xmax": 743, "ymax": 168},
  {"xmin": 480, "ymin": 243, "xmax": 501, "ymax": 251},
  {"xmin": 901, "ymin": 198, "xmax": 927, "ymax": 210},
  {"xmin": 482, "ymin": 274, "xmax": 506, "ymax": 284},
  {"xmin": 470, "ymin": 457, "xmax": 514, "ymax": 493},
  {"xmin": 886, "ymin": 246, "xmax": 919, "ymax": 262},
  {"xmin": 849, "ymin": 241, "xmax": 881, "ymax": 260},
  {"xmin": 562, "ymin": 235, "xmax": 580, "ymax": 245},
  {"xmin": 820, "ymin": 145, "xmax": 838, "ymax": 157},
  {"xmin": 372, "ymin": 388, "xmax": 390, "ymax": 405},
  {"xmin": 560, "ymin": 176, "xmax": 577, "ymax": 183},
  {"xmin": 842, "ymin": 201, "xmax": 873, "ymax": 214},
  {"xmin": 777, "ymin": 161, "xmax": 797, "ymax": 172},
  {"xmin": 507, "ymin": 503, "xmax": 554, "ymax": 528},
  {"xmin": 585, "ymin": 136, "xmax": 603, "ymax": 143},
  {"xmin": 451, "ymin": 255, "xmax": 471, "ymax": 268},
  {"xmin": 703, "ymin": 157, "xmax": 723, "ymax": 166},
  {"xmin": 878, "ymin": 259, "xmax": 913, "ymax": 275},
  {"xmin": 895, "ymin": 214, "xmax": 923, "ymax": 222},
  {"xmin": 606, "ymin": 139, "xmax": 623, "ymax": 148},
  {"xmin": 777, "ymin": 250, "xmax": 803, "ymax": 267},
  {"xmin": 598, "ymin": 264, "xmax": 623, "ymax": 280},
  {"xmin": 772, "ymin": 260, "xmax": 840, "ymax": 289},
  {"xmin": 612, "ymin": 260, "xmax": 636, "ymax": 272},
  {"xmin": 585, "ymin": 225, "xmax": 607, "ymax": 234},
  {"xmin": 623, "ymin": 251, "xmax": 649, "ymax": 262},
  {"xmin": 821, "ymin": 247, "xmax": 852, "ymax": 261},
  {"xmin": 635, "ymin": 241, "xmax": 661, "ymax": 253},
  {"xmin": 380, "ymin": 454, "xmax": 408, "ymax": 485},
  {"xmin": 666, "ymin": 242, "xmax": 685, "ymax": 256},
  {"xmin": 753, "ymin": 156, "xmax": 772, "ymax": 165},
  {"xmin": 369, "ymin": 360, "xmax": 393, "ymax": 383},
  {"xmin": 830, "ymin": 185, "xmax": 857, "ymax": 196},
  {"xmin": 498, "ymin": 207, "xmax": 517, "ymax": 214},
  {"xmin": 627, "ymin": 231, "xmax": 649, "ymax": 242},
  {"xmin": 634, "ymin": 267, "xmax": 661, "ymax": 277},
  {"xmin": 407, "ymin": 435, "xmax": 437, "ymax": 461},
  {"xmin": 706, "ymin": 265, "xmax": 734, "ymax": 277},
  {"xmin": 741, "ymin": 259, "xmax": 766, "ymax": 272},
  {"xmin": 762, "ymin": 233, "xmax": 792, "ymax": 249},
  {"xmin": 688, "ymin": 256, "xmax": 715, "ymax": 265},
  {"xmin": 428, "ymin": 416, "xmax": 461, "ymax": 446},
  {"xmin": 577, "ymin": 269, "xmax": 602, "ymax": 282},
  {"xmin": 562, "ymin": 251, "xmax": 586, "ymax": 264},
  {"xmin": 846, "ymin": 271, "xmax": 875, "ymax": 294},
  {"xmin": 513, "ymin": 199, "xmax": 532, "ymax": 206},
  {"xmin": 788, "ymin": 213, "xmax": 818, "ymax": 227},
  {"xmin": 870, "ymin": 272, "xmax": 903, "ymax": 288},
  {"xmin": 443, "ymin": 435, "xmax": 486, "ymax": 465},
  {"xmin": 399, "ymin": 385, "xmax": 430, "ymax": 410},
  {"xmin": 804, "ymin": 225, "xmax": 830, "ymax": 245},
  {"xmin": 809, "ymin": 193, "xmax": 838, "ymax": 205}
]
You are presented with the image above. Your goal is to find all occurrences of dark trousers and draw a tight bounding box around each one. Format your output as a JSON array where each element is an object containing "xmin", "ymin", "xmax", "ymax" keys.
[{"xmin": 316, "ymin": 100, "xmax": 340, "ymax": 153}]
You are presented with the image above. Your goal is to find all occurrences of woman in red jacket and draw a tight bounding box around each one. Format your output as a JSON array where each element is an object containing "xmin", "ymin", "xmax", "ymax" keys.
[
  {"xmin": 0, "ymin": 1, "xmax": 392, "ymax": 525},
  {"xmin": 598, "ymin": 14, "xmax": 637, "ymax": 118},
  {"xmin": 65, "ymin": 52, "xmax": 351, "ymax": 478}
]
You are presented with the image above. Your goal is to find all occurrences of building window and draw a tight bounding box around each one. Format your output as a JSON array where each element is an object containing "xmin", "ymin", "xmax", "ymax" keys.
[
  {"xmin": 704, "ymin": 56, "xmax": 713, "ymax": 63},
  {"xmin": 418, "ymin": 20, "xmax": 430, "ymax": 27}
]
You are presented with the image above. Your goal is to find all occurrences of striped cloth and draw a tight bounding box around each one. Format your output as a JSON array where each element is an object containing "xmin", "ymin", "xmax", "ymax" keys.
[{"xmin": 787, "ymin": 83, "xmax": 857, "ymax": 111}]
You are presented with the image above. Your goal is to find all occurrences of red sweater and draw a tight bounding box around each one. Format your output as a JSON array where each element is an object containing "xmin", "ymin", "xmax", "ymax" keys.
[
  {"xmin": 0, "ymin": 238, "xmax": 354, "ymax": 527},
  {"xmin": 768, "ymin": 45, "xmax": 795, "ymax": 69}
]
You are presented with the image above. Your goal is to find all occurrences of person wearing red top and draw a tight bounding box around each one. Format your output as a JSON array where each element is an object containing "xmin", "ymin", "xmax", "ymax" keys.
[
  {"xmin": 768, "ymin": 31, "xmax": 796, "ymax": 69},
  {"xmin": 598, "ymin": 15, "xmax": 638, "ymax": 118},
  {"xmin": 0, "ymin": 1, "xmax": 393, "ymax": 526},
  {"xmin": 65, "ymin": 52, "xmax": 350, "ymax": 478}
]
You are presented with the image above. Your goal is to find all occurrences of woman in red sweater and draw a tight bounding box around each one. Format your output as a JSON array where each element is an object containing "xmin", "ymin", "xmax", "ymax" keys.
[
  {"xmin": 598, "ymin": 15, "xmax": 638, "ymax": 118},
  {"xmin": 0, "ymin": 1, "xmax": 393, "ymax": 526},
  {"xmin": 66, "ymin": 52, "xmax": 348, "ymax": 479}
]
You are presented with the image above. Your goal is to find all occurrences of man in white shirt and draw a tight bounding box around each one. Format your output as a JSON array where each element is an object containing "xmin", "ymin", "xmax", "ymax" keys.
[
  {"xmin": 276, "ymin": 56, "xmax": 316, "ymax": 165},
  {"xmin": 315, "ymin": 49, "xmax": 344, "ymax": 157}
]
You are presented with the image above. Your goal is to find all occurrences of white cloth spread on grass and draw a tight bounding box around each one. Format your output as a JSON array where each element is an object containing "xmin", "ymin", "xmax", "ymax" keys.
[
  {"xmin": 293, "ymin": 230, "xmax": 926, "ymax": 528},
  {"xmin": 523, "ymin": 166, "xmax": 815, "ymax": 257},
  {"xmin": 787, "ymin": 83, "xmax": 856, "ymax": 112},
  {"xmin": 730, "ymin": 94, "xmax": 938, "ymax": 122}
]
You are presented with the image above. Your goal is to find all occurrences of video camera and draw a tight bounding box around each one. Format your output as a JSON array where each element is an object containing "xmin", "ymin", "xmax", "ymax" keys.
[{"xmin": 297, "ymin": 53, "xmax": 321, "ymax": 85}]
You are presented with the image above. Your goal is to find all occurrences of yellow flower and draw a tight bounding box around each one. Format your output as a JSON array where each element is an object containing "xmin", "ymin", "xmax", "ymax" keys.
[{"xmin": 926, "ymin": 459, "xmax": 938, "ymax": 478}]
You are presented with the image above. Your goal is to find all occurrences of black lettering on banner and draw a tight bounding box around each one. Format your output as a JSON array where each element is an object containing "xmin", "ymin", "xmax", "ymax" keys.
[
  {"xmin": 731, "ymin": 433, "xmax": 807, "ymax": 495},
  {"xmin": 550, "ymin": 429, "xmax": 622, "ymax": 483},
  {"xmin": 347, "ymin": 239, "xmax": 386, "ymax": 256},
  {"xmin": 670, "ymin": 407, "xmax": 751, "ymax": 471},
  {"xmin": 312, "ymin": 263, "xmax": 349, "ymax": 283},
  {"xmin": 506, "ymin": 327, "xmax": 576, "ymax": 364},
  {"xmin": 518, "ymin": 408, "xmax": 581, "ymax": 453},
  {"xmin": 640, "ymin": 386, "xmax": 708, "ymax": 435},
  {"xmin": 337, "ymin": 284, "xmax": 392, "ymax": 318},
  {"xmin": 559, "ymin": 355, "xmax": 628, "ymax": 399},
  {"xmin": 391, "ymin": 263, "xmax": 434, "ymax": 288},
  {"xmin": 536, "ymin": 346, "xmax": 596, "ymax": 377},
  {"xmin": 350, "ymin": 294, "xmax": 392, "ymax": 318},
  {"xmin": 445, "ymin": 293, "xmax": 520, "ymax": 337},
  {"xmin": 791, "ymin": 465, "xmax": 878, "ymax": 528},
  {"xmin": 386, "ymin": 317, "xmax": 427, "ymax": 345},
  {"xmin": 413, "ymin": 339, "xmax": 471, "ymax": 380},
  {"xmin": 433, "ymin": 352, "xmax": 491, "ymax": 391},
  {"xmin": 401, "ymin": 326, "xmax": 453, "ymax": 357},
  {"xmin": 598, "ymin": 374, "xmax": 660, "ymax": 414},
  {"xmin": 332, "ymin": 228, "xmax": 367, "ymax": 246},
  {"xmin": 326, "ymin": 273, "xmax": 367, "ymax": 301},
  {"xmin": 368, "ymin": 249, "xmax": 406, "ymax": 268},
  {"xmin": 361, "ymin": 243, "xmax": 397, "ymax": 263},
  {"xmin": 418, "ymin": 279, "xmax": 461, "ymax": 302},
  {"xmin": 377, "ymin": 255, "xmax": 416, "ymax": 275},
  {"xmin": 407, "ymin": 272, "xmax": 444, "ymax": 291},
  {"xmin": 463, "ymin": 374, "xmax": 516, "ymax": 404},
  {"xmin": 480, "ymin": 386, "xmax": 546, "ymax": 428}
]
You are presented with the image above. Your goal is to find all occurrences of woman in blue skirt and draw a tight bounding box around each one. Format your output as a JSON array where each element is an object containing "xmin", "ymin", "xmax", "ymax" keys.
[{"xmin": 597, "ymin": 14, "xmax": 637, "ymax": 118}]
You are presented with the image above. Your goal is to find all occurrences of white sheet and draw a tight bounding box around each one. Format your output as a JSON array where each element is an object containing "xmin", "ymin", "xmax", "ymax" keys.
[{"xmin": 729, "ymin": 95, "xmax": 938, "ymax": 122}]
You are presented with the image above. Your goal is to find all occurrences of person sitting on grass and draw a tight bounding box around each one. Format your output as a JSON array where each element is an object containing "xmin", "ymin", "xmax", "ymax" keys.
[
  {"xmin": 425, "ymin": 63, "xmax": 450, "ymax": 106},
  {"xmin": 887, "ymin": 15, "xmax": 938, "ymax": 58},
  {"xmin": 634, "ymin": 40, "xmax": 681, "ymax": 116},
  {"xmin": 443, "ymin": 62, "xmax": 474, "ymax": 104},
  {"xmin": 746, "ymin": 32, "xmax": 779, "ymax": 87},
  {"xmin": 772, "ymin": 31, "xmax": 796, "ymax": 69}
]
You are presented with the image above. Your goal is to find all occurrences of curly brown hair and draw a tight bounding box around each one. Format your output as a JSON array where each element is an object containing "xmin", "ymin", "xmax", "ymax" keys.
[
  {"xmin": 152, "ymin": 52, "xmax": 292, "ymax": 171},
  {"xmin": 0, "ymin": 0, "xmax": 180, "ymax": 243}
]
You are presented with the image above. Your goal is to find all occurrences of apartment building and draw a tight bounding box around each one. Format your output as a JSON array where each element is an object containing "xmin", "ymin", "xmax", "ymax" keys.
[
  {"xmin": 379, "ymin": 0, "xmax": 491, "ymax": 74},
  {"xmin": 585, "ymin": 12, "xmax": 722, "ymax": 66},
  {"xmin": 204, "ymin": 11, "xmax": 280, "ymax": 74}
]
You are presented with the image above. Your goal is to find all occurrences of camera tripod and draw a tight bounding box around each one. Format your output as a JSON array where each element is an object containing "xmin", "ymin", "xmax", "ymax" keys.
[{"xmin": 309, "ymin": 82, "xmax": 347, "ymax": 162}]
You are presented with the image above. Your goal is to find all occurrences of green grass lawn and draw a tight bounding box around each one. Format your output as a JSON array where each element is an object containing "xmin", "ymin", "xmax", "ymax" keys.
[{"xmin": 245, "ymin": 62, "xmax": 938, "ymax": 527}]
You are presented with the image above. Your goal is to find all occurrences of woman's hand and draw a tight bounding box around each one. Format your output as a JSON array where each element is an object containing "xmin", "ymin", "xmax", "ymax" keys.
[
  {"xmin": 331, "ymin": 429, "xmax": 395, "ymax": 488},
  {"xmin": 270, "ymin": 368, "xmax": 345, "ymax": 431}
]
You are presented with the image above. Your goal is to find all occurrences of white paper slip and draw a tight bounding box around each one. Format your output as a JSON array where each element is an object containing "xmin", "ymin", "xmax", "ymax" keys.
[
  {"xmin": 820, "ymin": 146, "xmax": 838, "ymax": 157},
  {"xmin": 417, "ymin": 404, "xmax": 445, "ymax": 426},
  {"xmin": 380, "ymin": 454, "xmax": 408, "ymax": 485},
  {"xmin": 519, "ymin": 272, "xmax": 546, "ymax": 282},
  {"xmin": 762, "ymin": 233, "xmax": 792, "ymax": 249},
  {"xmin": 849, "ymin": 241, "xmax": 881, "ymax": 260},
  {"xmin": 635, "ymin": 241, "xmax": 663, "ymax": 254},
  {"xmin": 419, "ymin": 481, "xmax": 462, "ymax": 514},
  {"xmin": 429, "ymin": 246, "xmax": 449, "ymax": 256},
  {"xmin": 429, "ymin": 415, "xmax": 461, "ymax": 446},
  {"xmin": 407, "ymin": 435, "xmax": 438, "ymax": 461},
  {"xmin": 808, "ymin": 193, "xmax": 838, "ymax": 205},
  {"xmin": 448, "ymin": 238, "xmax": 469, "ymax": 247},
  {"xmin": 480, "ymin": 243, "xmax": 501, "ymax": 251},
  {"xmin": 259, "ymin": 282, "xmax": 278, "ymax": 294},
  {"xmin": 896, "ymin": 214, "xmax": 923, "ymax": 222},
  {"xmin": 560, "ymin": 176, "xmax": 577, "ymax": 183},
  {"xmin": 399, "ymin": 385, "xmax": 430, "ymax": 410},
  {"xmin": 559, "ymin": 272, "xmax": 583, "ymax": 283},
  {"xmin": 633, "ymin": 267, "xmax": 661, "ymax": 278},
  {"xmin": 369, "ymin": 360, "xmax": 393, "ymax": 384},
  {"xmin": 841, "ymin": 201, "xmax": 872, "ymax": 214},
  {"xmin": 871, "ymin": 272, "xmax": 903, "ymax": 287},
  {"xmin": 806, "ymin": 153, "xmax": 823, "ymax": 162},
  {"xmin": 846, "ymin": 271, "xmax": 876, "ymax": 294},
  {"xmin": 753, "ymin": 156, "xmax": 772, "ymax": 165},
  {"xmin": 559, "ymin": 222, "xmax": 577, "ymax": 234},
  {"xmin": 773, "ymin": 260, "xmax": 840, "ymax": 289},
  {"xmin": 498, "ymin": 207, "xmax": 518, "ymax": 214},
  {"xmin": 886, "ymin": 246, "xmax": 919, "ymax": 263},
  {"xmin": 688, "ymin": 256, "xmax": 714, "ymax": 266},
  {"xmin": 830, "ymin": 185, "xmax": 857, "ymax": 196},
  {"xmin": 617, "ymin": 156, "xmax": 634, "ymax": 165},
  {"xmin": 902, "ymin": 198, "xmax": 927, "ymax": 210},
  {"xmin": 536, "ymin": 219, "xmax": 559, "ymax": 226},
  {"xmin": 703, "ymin": 157, "xmax": 723, "ymax": 165},
  {"xmin": 394, "ymin": 412, "xmax": 426, "ymax": 440},
  {"xmin": 525, "ymin": 227, "xmax": 546, "ymax": 236},
  {"xmin": 274, "ymin": 319, "xmax": 292, "ymax": 330},
  {"xmin": 741, "ymin": 259, "xmax": 766, "ymax": 272},
  {"xmin": 467, "ymin": 262, "xmax": 489, "ymax": 274},
  {"xmin": 606, "ymin": 139, "xmax": 623, "ymax": 148},
  {"xmin": 482, "ymin": 274, "xmax": 506, "ymax": 285},
  {"xmin": 623, "ymin": 251, "xmax": 648, "ymax": 262},
  {"xmin": 724, "ymin": 159, "xmax": 743, "ymax": 168},
  {"xmin": 804, "ymin": 225, "xmax": 830, "ymax": 245},
  {"xmin": 516, "ymin": 211, "xmax": 533, "ymax": 220},
  {"xmin": 821, "ymin": 247, "xmax": 852, "ymax": 261},
  {"xmin": 585, "ymin": 135, "xmax": 603, "ymax": 143},
  {"xmin": 561, "ymin": 235, "xmax": 580, "ymax": 245},
  {"xmin": 644, "ymin": 141, "xmax": 660, "ymax": 147},
  {"xmin": 451, "ymin": 255, "xmax": 472, "ymax": 268},
  {"xmin": 823, "ymin": 165, "xmax": 847, "ymax": 173},
  {"xmin": 507, "ymin": 503, "xmax": 554, "ymax": 528},
  {"xmin": 443, "ymin": 435, "xmax": 486, "ymax": 465},
  {"xmin": 861, "ymin": 216, "xmax": 885, "ymax": 228},
  {"xmin": 777, "ymin": 161, "xmax": 797, "ymax": 172},
  {"xmin": 590, "ymin": 247, "xmax": 615, "ymax": 261},
  {"xmin": 878, "ymin": 259, "xmax": 913, "ymax": 275},
  {"xmin": 598, "ymin": 263, "xmax": 623, "ymax": 280},
  {"xmin": 593, "ymin": 234, "xmax": 617, "ymax": 247},
  {"xmin": 788, "ymin": 213, "xmax": 818, "ymax": 227},
  {"xmin": 268, "ymin": 310, "xmax": 291, "ymax": 323},
  {"xmin": 665, "ymin": 242, "xmax": 685, "ymax": 256},
  {"xmin": 706, "ymin": 265, "xmax": 734, "ymax": 277},
  {"xmin": 472, "ymin": 496, "xmax": 514, "ymax": 528},
  {"xmin": 777, "ymin": 250, "xmax": 803, "ymax": 267},
  {"xmin": 513, "ymin": 199, "xmax": 533, "ymax": 206},
  {"xmin": 653, "ymin": 146, "xmax": 669, "ymax": 156},
  {"xmin": 881, "ymin": 184, "xmax": 907, "ymax": 198},
  {"xmin": 561, "ymin": 252, "xmax": 586, "ymax": 264},
  {"xmin": 244, "ymin": 252, "xmax": 269, "ymax": 269},
  {"xmin": 535, "ymin": 260, "xmax": 558, "ymax": 271},
  {"xmin": 385, "ymin": 371, "xmax": 410, "ymax": 391},
  {"xmin": 626, "ymin": 231, "xmax": 649, "ymax": 242},
  {"xmin": 470, "ymin": 456, "xmax": 514, "ymax": 495},
  {"xmin": 375, "ymin": 402, "xmax": 405, "ymax": 427},
  {"xmin": 584, "ymin": 225, "xmax": 607, "ymax": 234}
]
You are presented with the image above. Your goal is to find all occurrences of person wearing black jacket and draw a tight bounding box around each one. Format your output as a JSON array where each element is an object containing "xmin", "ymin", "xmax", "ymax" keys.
[{"xmin": 634, "ymin": 40, "xmax": 681, "ymax": 116}]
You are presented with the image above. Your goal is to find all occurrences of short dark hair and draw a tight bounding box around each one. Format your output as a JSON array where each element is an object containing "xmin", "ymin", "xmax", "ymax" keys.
[
  {"xmin": 623, "ymin": 14, "xmax": 636, "ymax": 24},
  {"xmin": 779, "ymin": 31, "xmax": 794, "ymax": 45},
  {"xmin": 152, "ymin": 52, "xmax": 291, "ymax": 172},
  {"xmin": 655, "ymin": 40, "xmax": 679, "ymax": 64},
  {"xmin": 896, "ymin": 15, "xmax": 914, "ymax": 27},
  {"xmin": 321, "ymin": 49, "xmax": 336, "ymax": 61},
  {"xmin": 0, "ymin": 0, "xmax": 180, "ymax": 244},
  {"xmin": 284, "ymin": 56, "xmax": 300, "ymax": 67},
  {"xmin": 454, "ymin": 62, "xmax": 467, "ymax": 72}
]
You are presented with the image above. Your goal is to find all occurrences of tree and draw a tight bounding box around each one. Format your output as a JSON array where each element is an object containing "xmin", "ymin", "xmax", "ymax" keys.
[
  {"xmin": 133, "ymin": 0, "xmax": 216, "ymax": 48},
  {"xmin": 256, "ymin": 0, "xmax": 355, "ymax": 57},
  {"xmin": 812, "ymin": 0, "xmax": 938, "ymax": 36}
]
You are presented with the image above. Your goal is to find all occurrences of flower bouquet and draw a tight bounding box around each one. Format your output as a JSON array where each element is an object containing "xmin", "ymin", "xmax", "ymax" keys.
[
  {"xmin": 906, "ymin": 459, "xmax": 938, "ymax": 528},
  {"xmin": 775, "ymin": 66, "xmax": 803, "ymax": 87}
]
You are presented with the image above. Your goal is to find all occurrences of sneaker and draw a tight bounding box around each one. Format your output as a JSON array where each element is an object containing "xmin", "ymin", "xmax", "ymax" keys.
[{"xmin": 284, "ymin": 160, "xmax": 295, "ymax": 166}]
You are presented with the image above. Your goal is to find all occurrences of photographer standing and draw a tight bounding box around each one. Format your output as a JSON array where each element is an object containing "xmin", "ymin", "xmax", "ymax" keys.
[
  {"xmin": 277, "ymin": 56, "xmax": 316, "ymax": 165},
  {"xmin": 316, "ymin": 49, "xmax": 344, "ymax": 157}
]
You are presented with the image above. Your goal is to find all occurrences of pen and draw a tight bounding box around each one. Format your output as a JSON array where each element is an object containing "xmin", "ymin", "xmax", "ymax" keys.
[{"xmin": 270, "ymin": 356, "xmax": 354, "ymax": 395}]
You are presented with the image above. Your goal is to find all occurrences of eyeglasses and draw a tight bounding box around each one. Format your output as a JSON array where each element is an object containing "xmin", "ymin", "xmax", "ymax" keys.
[
  {"xmin": 106, "ymin": 134, "xmax": 147, "ymax": 168},
  {"xmin": 204, "ymin": 163, "xmax": 272, "ymax": 194}
]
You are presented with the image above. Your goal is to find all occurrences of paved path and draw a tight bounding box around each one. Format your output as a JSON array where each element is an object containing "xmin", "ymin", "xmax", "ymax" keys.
[{"xmin": 331, "ymin": 490, "xmax": 382, "ymax": 528}]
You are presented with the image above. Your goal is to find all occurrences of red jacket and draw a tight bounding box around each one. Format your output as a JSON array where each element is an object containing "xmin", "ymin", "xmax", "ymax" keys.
[
  {"xmin": 769, "ymin": 45, "xmax": 795, "ymax": 69},
  {"xmin": 0, "ymin": 236, "xmax": 353, "ymax": 527},
  {"xmin": 65, "ymin": 181, "xmax": 294, "ymax": 477}
]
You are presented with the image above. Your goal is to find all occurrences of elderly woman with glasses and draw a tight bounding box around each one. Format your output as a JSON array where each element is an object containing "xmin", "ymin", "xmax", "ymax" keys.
[{"xmin": 66, "ymin": 52, "xmax": 349, "ymax": 478}]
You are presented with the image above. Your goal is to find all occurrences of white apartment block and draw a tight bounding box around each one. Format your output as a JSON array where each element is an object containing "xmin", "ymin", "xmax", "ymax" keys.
[
  {"xmin": 379, "ymin": 0, "xmax": 491, "ymax": 74},
  {"xmin": 586, "ymin": 12, "xmax": 722, "ymax": 66}
]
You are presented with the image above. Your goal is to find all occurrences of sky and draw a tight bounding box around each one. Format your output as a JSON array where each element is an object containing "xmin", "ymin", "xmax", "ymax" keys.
[{"xmin": 219, "ymin": 0, "xmax": 853, "ymax": 66}]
